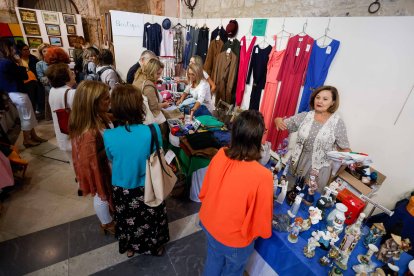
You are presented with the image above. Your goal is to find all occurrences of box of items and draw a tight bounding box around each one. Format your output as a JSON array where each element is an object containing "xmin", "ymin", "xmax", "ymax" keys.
[{"xmin": 335, "ymin": 166, "xmax": 386, "ymax": 196}]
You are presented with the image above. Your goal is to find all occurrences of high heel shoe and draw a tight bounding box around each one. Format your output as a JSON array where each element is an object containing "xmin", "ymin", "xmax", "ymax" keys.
[{"xmin": 100, "ymin": 221, "xmax": 116, "ymax": 235}]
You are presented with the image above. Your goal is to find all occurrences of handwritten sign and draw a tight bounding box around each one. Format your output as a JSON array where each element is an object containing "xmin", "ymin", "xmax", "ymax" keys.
[
  {"xmin": 252, "ymin": 19, "xmax": 268, "ymax": 37},
  {"xmin": 110, "ymin": 10, "xmax": 143, "ymax": 37}
]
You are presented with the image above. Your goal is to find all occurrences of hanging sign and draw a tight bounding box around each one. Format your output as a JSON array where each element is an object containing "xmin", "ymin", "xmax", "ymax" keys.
[
  {"xmin": 252, "ymin": 19, "xmax": 268, "ymax": 36},
  {"xmin": 110, "ymin": 10, "xmax": 143, "ymax": 37}
]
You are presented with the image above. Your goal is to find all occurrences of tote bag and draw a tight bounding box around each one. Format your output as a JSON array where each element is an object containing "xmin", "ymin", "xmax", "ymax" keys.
[
  {"xmin": 144, "ymin": 124, "xmax": 177, "ymax": 207},
  {"xmin": 54, "ymin": 89, "xmax": 71, "ymax": 134}
]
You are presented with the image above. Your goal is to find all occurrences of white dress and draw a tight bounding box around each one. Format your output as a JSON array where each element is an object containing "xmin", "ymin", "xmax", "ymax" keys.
[{"xmin": 49, "ymin": 85, "xmax": 76, "ymax": 152}]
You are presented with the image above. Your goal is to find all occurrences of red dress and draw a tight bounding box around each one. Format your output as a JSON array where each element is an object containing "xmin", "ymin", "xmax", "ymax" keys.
[
  {"xmin": 235, "ymin": 36, "xmax": 257, "ymax": 106},
  {"xmin": 269, "ymin": 34, "xmax": 314, "ymax": 150},
  {"xmin": 260, "ymin": 44, "xmax": 286, "ymax": 142}
]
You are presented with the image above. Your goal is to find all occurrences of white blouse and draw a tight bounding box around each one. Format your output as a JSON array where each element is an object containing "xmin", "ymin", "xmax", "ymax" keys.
[{"xmin": 185, "ymin": 79, "xmax": 214, "ymax": 112}]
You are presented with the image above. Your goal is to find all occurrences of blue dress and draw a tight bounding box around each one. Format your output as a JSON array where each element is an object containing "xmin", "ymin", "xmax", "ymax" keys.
[{"xmin": 298, "ymin": 39, "xmax": 340, "ymax": 113}]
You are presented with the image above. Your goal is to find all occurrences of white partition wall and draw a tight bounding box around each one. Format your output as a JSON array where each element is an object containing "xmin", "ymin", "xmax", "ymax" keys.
[
  {"xmin": 110, "ymin": 10, "xmax": 181, "ymax": 79},
  {"xmin": 111, "ymin": 14, "xmax": 414, "ymax": 210}
]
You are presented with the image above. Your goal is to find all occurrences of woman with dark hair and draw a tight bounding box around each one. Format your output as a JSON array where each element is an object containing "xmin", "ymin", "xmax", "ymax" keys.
[
  {"xmin": 15, "ymin": 42, "xmax": 44, "ymax": 114},
  {"xmin": 103, "ymin": 84, "xmax": 170, "ymax": 258},
  {"xmin": 0, "ymin": 37, "xmax": 46, "ymax": 147},
  {"xmin": 96, "ymin": 49, "xmax": 121, "ymax": 90},
  {"xmin": 274, "ymin": 85, "xmax": 351, "ymax": 191},
  {"xmin": 69, "ymin": 80, "xmax": 115, "ymax": 235},
  {"xmin": 46, "ymin": 63, "xmax": 76, "ymax": 163},
  {"xmin": 199, "ymin": 110, "xmax": 273, "ymax": 275}
]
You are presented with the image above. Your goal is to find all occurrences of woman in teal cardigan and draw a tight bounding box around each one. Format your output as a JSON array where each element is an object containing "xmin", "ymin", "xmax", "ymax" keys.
[{"xmin": 103, "ymin": 84, "xmax": 169, "ymax": 258}]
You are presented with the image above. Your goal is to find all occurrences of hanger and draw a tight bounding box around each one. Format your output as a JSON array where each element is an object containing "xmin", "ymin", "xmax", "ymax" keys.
[
  {"xmin": 297, "ymin": 19, "xmax": 308, "ymax": 36},
  {"xmin": 259, "ymin": 36, "xmax": 269, "ymax": 49},
  {"xmin": 173, "ymin": 18, "xmax": 183, "ymax": 28},
  {"xmin": 203, "ymin": 17, "xmax": 207, "ymax": 28},
  {"xmin": 241, "ymin": 19, "xmax": 253, "ymax": 43},
  {"xmin": 316, "ymin": 18, "xmax": 334, "ymax": 47},
  {"xmin": 194, "ymin": 19, "xmax": 199, "ymax": 29},
  {"xmin": 275, "ymin": 19, "xmax": 293, "ymax": 50}
]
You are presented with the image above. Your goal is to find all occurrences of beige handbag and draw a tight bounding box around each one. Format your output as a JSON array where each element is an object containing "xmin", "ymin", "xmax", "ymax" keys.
[{"xmin": 144, "ymin": 124, "xmax": 177, "ymax": 207}]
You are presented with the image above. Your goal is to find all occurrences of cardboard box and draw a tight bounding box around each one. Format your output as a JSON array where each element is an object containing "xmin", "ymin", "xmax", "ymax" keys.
[{"xmin": 335, "ymin": 166, "xmax": 386, "ymax": 196}]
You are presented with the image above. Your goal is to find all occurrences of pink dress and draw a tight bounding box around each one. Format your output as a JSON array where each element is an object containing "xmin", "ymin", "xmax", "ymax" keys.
[
  {"xmin": 0, "ymin": 151, "xmax": 14, "ymax": 188},
  {"xmin": 235, "ymin": 36, "xmax": 257, "ymax": 106},
  {"xmin": 269, "ymin": 34, "xmax": 314, "ymax": 150},
  {"xmin": 260, "ymin": 45, "xmax": 286, "ymax": 142}
]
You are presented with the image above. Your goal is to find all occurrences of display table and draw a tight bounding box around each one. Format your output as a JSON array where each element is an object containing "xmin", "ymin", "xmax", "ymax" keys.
[{"xmin": 247, "ymin": 199, "xmax": 413, "ymax": 276}]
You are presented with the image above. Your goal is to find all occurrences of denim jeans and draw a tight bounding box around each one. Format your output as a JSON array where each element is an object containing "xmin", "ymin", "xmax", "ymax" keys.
[
  {"xmin": 201, "ymin": 223, "xmax": 254, "ymax": 276},
  {"xmin": 183, "ymin": 104, "xmax": 212, "ymax": 117}
]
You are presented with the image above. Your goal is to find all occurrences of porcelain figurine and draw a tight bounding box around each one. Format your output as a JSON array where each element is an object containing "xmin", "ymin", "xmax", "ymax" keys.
[
  {"xmin": 275, "ymin": 176, "xmax": 288, "ymax": 204},
  {"xmin": 288, "ymin": 217, "xmax": 303, "ymax": 243},
  {"xmin": 303, "ymin": 232, "xmax": 321, "ymax": 258},
  {"xmin": 303, "ymin": 169, "xmax": 319, "ymax": 205},
  {"xmin": 335, "ymin": 213, "xmax": 366, "ymax": 270},
  {"xmin": 288, "ymin": 193, "xmax": 303, "ymax": 218},
  {"xmin": 315, "ymin": 226, "xmax": 339, "ymax": 250},
  {"xmin": 358, "ymin": 243, "xmax": 379, "ymax": 264},
  {"xmin": 363, "ymin": 223, "xmax": 386, "ymax": 247},
  {"xmin": 309, "ymin": 206, "xmax": 322, "ymax": 225},
  {"xmin": 376, "ymin": 234, "xmax": 402, "ymax": 263},
  {"xmin": 394, "ymin": 238, "xmax": 411, "ymax": 260}
]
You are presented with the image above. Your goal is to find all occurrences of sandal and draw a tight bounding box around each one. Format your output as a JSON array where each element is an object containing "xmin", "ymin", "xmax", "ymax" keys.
[
  {"xmin": 127, "ymin": 250, "xmax": 135, "ymax": 258},
  {"xmin": 152, "ymin": 246, "xmax": 165, "ymax": 257}
]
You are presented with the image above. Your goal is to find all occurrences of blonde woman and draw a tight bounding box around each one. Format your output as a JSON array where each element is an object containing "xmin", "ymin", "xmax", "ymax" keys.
[
  {"xmin": 190, "ymin": 55, "xmax": 216, "ymax": 93},
  {"xmin": 133, "ymin": 58, "xmax": 169, "ymax": 136},
  {"xmin": 69, "ymin": 80, "xmax": 115, "ymax": 234},
  {"xmin": 35, "ymin": 43, "xmax": 51, "ymax": 85},
  {"xmin": 82, "ymin": 47, "xmax": 99, "ymax": 80},
  {"xmin": 176, "ymin": 63, "xmax": 214, "ymax": 117}
]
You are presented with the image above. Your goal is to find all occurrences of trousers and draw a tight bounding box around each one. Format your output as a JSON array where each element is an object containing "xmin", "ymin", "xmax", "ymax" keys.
[
  {"xmin": 201, "ymin": 223, "xmax": 254, "ymax": 276},
  {"xmin": 93, "ymin": 194, "xmax": 112, "ymax": 224}
]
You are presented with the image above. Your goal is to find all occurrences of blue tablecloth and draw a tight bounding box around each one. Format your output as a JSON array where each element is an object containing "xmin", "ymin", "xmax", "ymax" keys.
[{"xmin": 255, "ymin": 199, "xmax": 413, "ymax": 275}]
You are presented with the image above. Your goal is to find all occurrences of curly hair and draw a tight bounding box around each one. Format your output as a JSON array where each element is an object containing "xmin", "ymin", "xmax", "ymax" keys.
[{"xmin": 44, "ymin": 47, "xmax": 70, "ymax": 65}]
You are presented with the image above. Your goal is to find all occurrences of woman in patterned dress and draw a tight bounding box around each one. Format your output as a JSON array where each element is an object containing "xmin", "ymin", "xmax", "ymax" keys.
[{"xmin": 103, "ymin": 84, "xmax": 170, "ymax": 258}]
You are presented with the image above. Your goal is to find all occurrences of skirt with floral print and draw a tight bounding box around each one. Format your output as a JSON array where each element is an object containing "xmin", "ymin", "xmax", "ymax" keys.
[{"xmin": 112, "ymin": 185, "xmax": 170, "ymax": 255}]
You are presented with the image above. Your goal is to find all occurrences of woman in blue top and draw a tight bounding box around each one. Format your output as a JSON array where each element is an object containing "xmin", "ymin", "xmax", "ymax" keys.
[{"xmin": 103, "ymin": 84, "xmax": 170, "ymax": 258}]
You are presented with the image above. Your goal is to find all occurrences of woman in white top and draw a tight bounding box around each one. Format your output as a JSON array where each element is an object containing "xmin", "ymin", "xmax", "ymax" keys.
[
  {"xmin": 176, "ymin": 55, "xmax": 217, "ymax": 94},
  {"xmin": 45, "ymin": 63, "xmax": 76, "ymax": 163},
  {"xmin": 176, "ymin": 63, "xmax": 213, "ymax": 117}
]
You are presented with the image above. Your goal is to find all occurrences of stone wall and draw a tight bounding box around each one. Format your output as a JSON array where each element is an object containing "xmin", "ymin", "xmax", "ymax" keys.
[{"xmin": 182, "ymin": 0, "xmax": 414, "ymax": 18}]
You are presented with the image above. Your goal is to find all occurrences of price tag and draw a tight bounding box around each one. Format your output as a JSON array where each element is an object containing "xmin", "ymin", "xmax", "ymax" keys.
[
  {"xmin": 255, "ymin": 47, "xmax": 259, "ymax": 53},
  {"xmin": 326, "ymin": 46, "xmax": 332, "ymax": 54},
  {"xmin": 306, "ymin": 44, "xmax": 311, "ymax": 52},
  {"xmin": 226, "ymin": 48, "xmax": 231, "ymax": 54},
  {"xmin": 193, "ymin": 118, "xmax": 201, "ymax": 130},
  {"xmin": 216, "ymin": 35, "xmax": 220, "ymax": 40},
  {"xmin": 164, "ymin": 150, "xmax": 176, "ymax": 165},
  {"xmin": 240, "ymin": 40, "xmax": 244, "ymax": 46},
  {"xmin": 295, "ymin": 47, "xmax": 300, "ymax": 56},
  {"xmin": 298, "ymin": 37, "xmax": 303, "ymax": 42}
]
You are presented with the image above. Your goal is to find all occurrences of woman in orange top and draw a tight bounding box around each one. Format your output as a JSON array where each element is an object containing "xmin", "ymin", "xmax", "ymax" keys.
[{"xmin": 199, "ymin": 110, "xmax": 274, "ymax": 276}]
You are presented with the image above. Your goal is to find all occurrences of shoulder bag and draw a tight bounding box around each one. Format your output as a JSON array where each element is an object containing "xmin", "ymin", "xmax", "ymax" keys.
[
  {"xmin": 54, "ymin": 89, "xmax": 71, "ymax": 135},
  {"xmin": 144, "ymin": 124, "xmax": 177, "ymax": 207}
]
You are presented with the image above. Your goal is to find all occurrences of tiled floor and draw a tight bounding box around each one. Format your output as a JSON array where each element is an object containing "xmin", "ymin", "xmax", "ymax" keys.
[{"xmin": 0, "ymin": 121, "xmax": 206, "ymax": 276}]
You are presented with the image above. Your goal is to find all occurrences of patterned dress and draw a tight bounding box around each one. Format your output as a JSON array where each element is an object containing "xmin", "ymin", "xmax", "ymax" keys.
[{"xmin": 112, "ymin": 186, "xmax": 169, "ymax": 255}]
